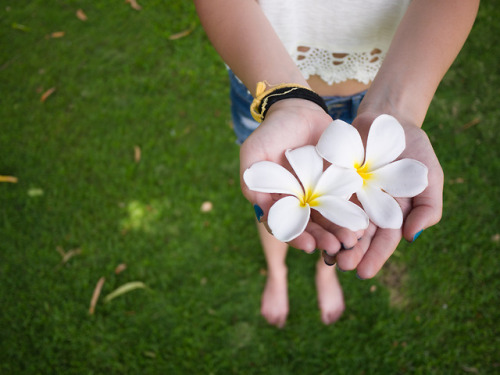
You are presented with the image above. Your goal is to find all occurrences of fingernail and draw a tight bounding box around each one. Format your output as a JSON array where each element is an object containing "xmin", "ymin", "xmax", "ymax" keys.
[
  {"xmin": 308, "ymin": 249, "xmax": 318, "ymax": 255},
  {"xmin": 340, "ymin": 243, "xmax": 354, "ymax": 250},
  {"xmin": 254, "ymin": 204, "xmax": 264, "ymax": 222},
  {"xmin": 412, "ymin": 229, "xmax": 424, "ymax": 242},
  {"xmin": 356, "ymin": 273, "xmax": 365, "ymax": 280},
  {"xmin": 336, "ymin": 264, "xmax": 346, "ymax": 272}
]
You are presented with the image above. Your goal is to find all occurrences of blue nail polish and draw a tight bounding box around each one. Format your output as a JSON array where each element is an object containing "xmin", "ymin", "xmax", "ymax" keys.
[
  {"xmin": 254, "ymin": 204, "xmax": 264, "ymax": 222},
  {"xmin": 336, "ymin": 264, "xmax": 346, "ymax": 273},
  {"xmin": 356, "ymin": 273, "xmax": 365, "ymax": 280},
  {"xmin": 412, "ymin": 229, "xmax": 424, "ymax": 242}
]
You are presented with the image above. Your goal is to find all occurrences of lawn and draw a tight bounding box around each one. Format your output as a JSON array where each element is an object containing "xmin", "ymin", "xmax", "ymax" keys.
[{"xmin": 1, "ymin": 1, "xmax": 499, "ymax": 374}]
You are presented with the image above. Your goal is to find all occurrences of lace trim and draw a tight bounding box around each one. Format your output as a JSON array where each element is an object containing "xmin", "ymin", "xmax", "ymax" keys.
[{"xmin": 293, "ymin": 46, "xmax": 385, "ymax": 85}]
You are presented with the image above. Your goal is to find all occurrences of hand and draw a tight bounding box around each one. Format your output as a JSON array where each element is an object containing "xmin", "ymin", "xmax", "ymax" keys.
[
  {"xmin": 240, "ymin": 99, "xmax": 364, "ymax": 253},
  {"xmin": 335, "ymin": 111, "xmax": 444, "ymax": 278}
]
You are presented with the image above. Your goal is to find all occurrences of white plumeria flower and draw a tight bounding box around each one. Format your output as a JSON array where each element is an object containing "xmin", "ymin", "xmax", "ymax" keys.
[
  {"xmin": 243, "ymin": 145, "xmax": 369, "ymax": 242},
  {"xmin": 316, "ymin": 114, "xmax": 428, "ymax": 229}
]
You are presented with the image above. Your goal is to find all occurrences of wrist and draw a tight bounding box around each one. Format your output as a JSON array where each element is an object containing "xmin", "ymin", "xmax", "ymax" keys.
[
  {"xmin": 358, "ymin": 75, "xmax": 432, "ymax": 129},
  {"xmin": 267, "ymin": 97, "xmax": 328, "ymax": 113},
  {"xmin": 250, "ymin": 82, "xmax": 328, "ymax": 122}
]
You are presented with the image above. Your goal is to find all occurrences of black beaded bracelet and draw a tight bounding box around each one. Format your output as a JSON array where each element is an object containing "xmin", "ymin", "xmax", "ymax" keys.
[{"xmin": 250, "ymin": 82, "xmax": 329, "ymax": 123}]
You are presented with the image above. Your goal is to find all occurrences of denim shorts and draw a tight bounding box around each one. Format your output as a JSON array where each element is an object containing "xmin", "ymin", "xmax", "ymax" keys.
[{"xmin": 229, "ymin": 70, "xmax": 366, "ymax": 144}]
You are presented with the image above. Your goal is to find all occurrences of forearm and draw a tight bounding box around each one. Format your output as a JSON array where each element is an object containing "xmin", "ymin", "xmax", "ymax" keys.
[
  {"xmin": 359, "ymin": 0, "xmax": 480, "ymax": 127},
  {"xmin": 194, "ymin": 0, "xmax": 308, "ymax": 96}
]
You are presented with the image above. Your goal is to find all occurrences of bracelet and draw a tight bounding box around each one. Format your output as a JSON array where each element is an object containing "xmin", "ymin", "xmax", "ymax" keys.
[{"xmin": 250, "ymin": 81, "xmax": 329, "ymax": 123}]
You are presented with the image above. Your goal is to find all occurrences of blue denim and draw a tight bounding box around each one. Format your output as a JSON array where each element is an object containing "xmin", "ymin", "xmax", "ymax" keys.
[{"xmin": 229, "ymin": 70, "xmax": 366, "ymax": 144}]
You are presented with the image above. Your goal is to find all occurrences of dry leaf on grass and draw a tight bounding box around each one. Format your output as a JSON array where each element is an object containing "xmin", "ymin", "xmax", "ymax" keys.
[
  {"xmin": 104, "ymin": 281, "xmax": 147, "ymax": 303},
  {"xmin": 169, "ymin": 28, "xmax": 192, "ymax": 40},
  {"xmin": 0, "ymin": 175, "xmax": 18, "ymax": 183},
  {"xmin": 50, "ymin": 31, "xmax": 65, "ymax": 38},
  {"xmin": 114, "ymin": 263, "xmax": 127, "ymax": 274},
  {"xmin": 12, "ymin": 23, "xmax": 29, "ymax": 32},
  {"xmin": 89, "ymin": 277, "xmax": 106, "ymax": 315},
  {"xmin": 200, "ymin": 201, "xmax": 213, "ymax": 212},
  {"xmin": 40, "ymin": 87, "xmax": 56, "ymax": 102},
  {"xmin": 56, "ymin": 246, "xmax": 81, "ymax": 264},
  {"xmin": 448, "ymin": 177, "xmax": 465, "ymax": 185},
  {"xmin": 125, "ymin": 0, "xmax": 142, "ymax": 11},
  {"xmin": 462, "ymin": 118, "xmax": 480, "ymax": 130},
  {"xmin": 76, "ymin": 9, "xmax": 88, "ymax": 21},
  {"xmin": 134, "ymin": 145, "xmax": 141, "ymax": 163},
  {"xmin": 27, "ymin": 188, "xmax": 44, "ymax": 197}
]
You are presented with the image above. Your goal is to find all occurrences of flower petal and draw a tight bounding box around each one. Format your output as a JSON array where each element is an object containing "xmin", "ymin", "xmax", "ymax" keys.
[
  {"xmin": 364, "ymin": 114, "xmax": 405, "ymax": 171},
  {"xmin": 370, "ymin": 159, "xmax": 428, "ymax": 197},
  {"xmin": 243, "ymin": 161, "xmax": 303, "ymax": 196},
  {"xmin": 316, "ymin": 119, "xmax": 364, "ymax": 168},
  {"xmin": 268, "ymin": 196, "xmax": 310, "ymax": 242},
  {"xmin": 285, "ymin": 145, "xmax": 323, "ymax": 191},
  {"xmin": 356, "ymin": 183, "xmax": 403, "ymax": 229},
  {"xmin": 314, "ymin": 195, "xmax": 369, "ymax": 231},
  {"xmin": 314, "ymin": 164, "xmax": 363, "ymax": 199}
]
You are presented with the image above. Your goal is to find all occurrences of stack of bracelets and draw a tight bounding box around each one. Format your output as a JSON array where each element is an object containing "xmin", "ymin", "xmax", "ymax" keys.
[{"xmin": 250, "ymin": 81, "xmax": 329, "ymax": 123}]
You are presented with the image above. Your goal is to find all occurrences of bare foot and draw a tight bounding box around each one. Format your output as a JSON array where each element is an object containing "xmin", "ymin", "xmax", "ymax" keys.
[
  {"xmin": 261, "ymin": 269, "xmax": 289, "ymax": 328},
  {"xmin": 315, "ymin": 260, "xmax": 345, "ymax": 325}
]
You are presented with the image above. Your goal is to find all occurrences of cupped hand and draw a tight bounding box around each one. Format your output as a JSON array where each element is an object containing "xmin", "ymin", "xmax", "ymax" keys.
[
  {"xmin": 240, "ymin": 98, "xmax": 363, "ymax": 253},
  {"xmin": 335, "ymin": 111, "xmax": 444, "ymax": 279}
]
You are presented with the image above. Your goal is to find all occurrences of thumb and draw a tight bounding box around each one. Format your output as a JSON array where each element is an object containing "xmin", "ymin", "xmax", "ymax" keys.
[
  {"xmin": 243, "ymin": 189, "xmax": 275, "ymax": 223},
  {"xmin": 403, "ymin": 170, "xmax": 444, "ymax": 242}
]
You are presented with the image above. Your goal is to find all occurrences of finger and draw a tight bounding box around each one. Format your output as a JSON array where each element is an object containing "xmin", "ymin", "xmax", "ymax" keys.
[
  {"xmin": 310, "ymin": 211, "xmax": 363, "ymax": 253},
  {"xmin": 336, "ymin": 222, "xmax": 377, "ymax": 271},
  {"xmin": 356, "ymin": 227, "xmax": 402, "ymax": 279},
  {"xmin": 403, "ymin": 167, "xmax": 444, "ymax": 242},
  {"xmin": 287, "ymin": 229, "xmax": 317, "ymax": 253},
  {"xmin": 305, "ymin": 220, "xmax": 341, "ymax": 255}
]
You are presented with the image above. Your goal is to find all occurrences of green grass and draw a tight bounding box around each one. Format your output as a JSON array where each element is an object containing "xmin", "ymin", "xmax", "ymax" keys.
[{"xmin": 1, "ymin": 1, "xmax": 499, "ymax": 374}]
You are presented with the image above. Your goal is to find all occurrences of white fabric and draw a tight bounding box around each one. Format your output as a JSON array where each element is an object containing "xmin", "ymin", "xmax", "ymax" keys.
[{"xmin": 258, "ymin": 0, "xmax": 411, "ymax": 84}]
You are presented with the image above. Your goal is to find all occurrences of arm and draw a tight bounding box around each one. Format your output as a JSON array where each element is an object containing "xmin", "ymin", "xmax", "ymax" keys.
[
  {"xmin": 195, "ymin": 0, "xmax": 355, "ymax": 253},
  {"xmin": 194, "ymin": 0, "xmax": 308, "ymax": 95},
  {"xmin": 336, "ymin": 0, "xmax": 480, "ymax": 278},
  {"xmin": 360, "ymin": 0, "xmax": 480, "ymax": 126}
]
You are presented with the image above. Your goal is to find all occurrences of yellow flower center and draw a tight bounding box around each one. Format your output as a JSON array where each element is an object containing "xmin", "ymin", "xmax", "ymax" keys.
[
  {"xmin": 300, "ymin": 188, "xmax": 320, "ymax": 207},
  {"xmin": 355, "ymin": 162, "xmax": 373, "ymax": 184}
]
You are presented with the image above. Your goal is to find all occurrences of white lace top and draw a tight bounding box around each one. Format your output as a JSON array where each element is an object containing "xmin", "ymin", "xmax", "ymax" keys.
[{"xmin": 258, "ymin": 0, "xmax": 411, "ymax": 84}]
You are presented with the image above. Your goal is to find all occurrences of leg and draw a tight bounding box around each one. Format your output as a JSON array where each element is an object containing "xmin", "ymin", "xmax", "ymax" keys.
[
  {"xmin": 257, "ymin": 221, "xmax": 289, "ymax": 328},
  {"xmin": 315, "ymin": 257, "xmax": 345, "ymax": 325}
]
